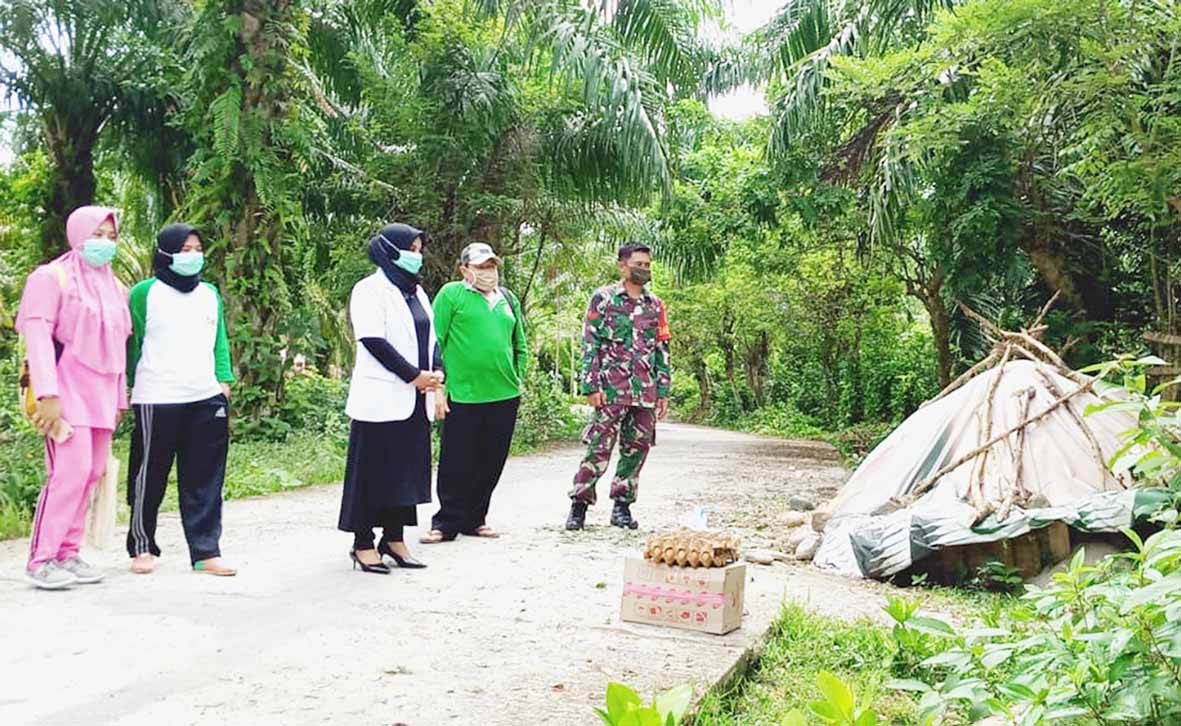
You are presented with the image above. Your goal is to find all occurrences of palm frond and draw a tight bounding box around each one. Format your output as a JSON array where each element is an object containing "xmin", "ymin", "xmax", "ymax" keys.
[
  {"xmin": 607, "ymin": 0, "xmax": 716, "ymax": 89},
  {"xmin": 767, "ymin": 7, "xmax": 863, "ymax": 154},
  {"xmin": 759, "ymin": 0, "xmax": 962, "ymax": 155},
  {"xmin": 540, "ymin": 5, "xmax": 673, "ymax": 200}
]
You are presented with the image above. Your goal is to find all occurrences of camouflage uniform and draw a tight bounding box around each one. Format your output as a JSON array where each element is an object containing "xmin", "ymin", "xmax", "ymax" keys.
[{"xmin": 569, "ymin": 282, "xmax": 671, "ymax": 505}]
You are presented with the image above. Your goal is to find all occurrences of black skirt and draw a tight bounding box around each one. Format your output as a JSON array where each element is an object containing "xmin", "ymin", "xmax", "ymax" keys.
[{"xmin": 338, "ymin": 395, "xmax": 432, "ymax": 532}]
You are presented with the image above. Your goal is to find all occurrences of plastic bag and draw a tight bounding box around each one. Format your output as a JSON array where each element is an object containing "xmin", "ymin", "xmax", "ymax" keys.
[{"xmin": 84, "ymin": 453, "xmax": 119, "ymax": 549}]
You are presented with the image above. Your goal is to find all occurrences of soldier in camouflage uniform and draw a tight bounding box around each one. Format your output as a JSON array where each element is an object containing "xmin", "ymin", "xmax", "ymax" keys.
[{"xmin": 566, "ymin": 244, "xmax": 671, "ymax": 531}]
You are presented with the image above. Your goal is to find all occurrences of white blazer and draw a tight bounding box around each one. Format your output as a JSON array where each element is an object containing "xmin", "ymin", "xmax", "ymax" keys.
[{"xmin": 345, "ymin": 271, "xmax": 437, "ymax": 423}]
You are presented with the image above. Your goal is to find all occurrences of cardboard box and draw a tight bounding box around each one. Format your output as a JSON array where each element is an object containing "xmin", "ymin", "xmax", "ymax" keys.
[{"xmin": 620, "ymin": 557, "xmax": 745, "ymax": 635}]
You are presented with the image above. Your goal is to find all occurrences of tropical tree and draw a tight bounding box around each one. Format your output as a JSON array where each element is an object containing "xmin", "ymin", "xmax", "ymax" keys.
[
  {"xmin": 830, "ymin": 0, "xmax": 1181, "ymax": 331},
  {"xmin": 0, "ymin": 0, "xmax": 186, "ymax": 259},
  {"xmin": 180, "ymin": 0, "xmax": 317, "ymax": 424},
  {"xmin": 750, "ymin": 0, "xmax": 959, "ymax": 152},
  {"xmin": 297, "ymin": 0, "xmax": 726, "ymax": 292}
]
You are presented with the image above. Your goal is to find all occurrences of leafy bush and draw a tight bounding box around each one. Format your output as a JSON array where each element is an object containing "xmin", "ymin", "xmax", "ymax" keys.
[
  {"xmin": 727, "ymin": 402, "xmax": 825, "ymax": 439},
  {"xmin": 512, "ymin": 367, "xmax": 581, "ymax": 453},
  {"xmin": 892, "ymin": 530, "xmax": 1181, "ymax": 724},
  {"xmin": 1085, "ymin": 355, "xmax": 1181, "ymax": 490},
  {"xmin": 783, "ymin": 672, "xmax": 882, "ymax": 726},
  {"xmin": 0, "ymin": 349, "xmax": 47, "ymax": 539},
  {"xmin": 595, "ymin": 682, "xmax": 691, "ymax": 726},
  {"xmin": 694, "ymin": 605, "xmax": 917, "ymax": 725},
  {"xmin": 823, "ymin": 422, "xmax": 893, "ymax": 464},
  {"xmin": 964, "ymin": 560, "xmax": 1025, "ymax": 594},
  {"xmin": 273, "ymin": 371, "xmax": 350, "ymax": 444}
]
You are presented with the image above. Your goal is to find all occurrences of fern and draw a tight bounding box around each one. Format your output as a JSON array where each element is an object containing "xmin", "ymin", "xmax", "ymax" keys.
[{"xmin": 211, "ymin": 81, "xmax": 243, "ymax": 169}]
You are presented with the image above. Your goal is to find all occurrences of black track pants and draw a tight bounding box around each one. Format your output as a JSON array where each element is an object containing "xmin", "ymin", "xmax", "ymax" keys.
[{"xmin": 126, "ymin": 394, "xmax": 229, "ymax": 564}]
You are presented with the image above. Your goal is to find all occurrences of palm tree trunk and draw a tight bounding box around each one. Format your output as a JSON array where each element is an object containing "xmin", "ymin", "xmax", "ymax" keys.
[{"xmin": 41, "ymin": 112, "xmax": 101, "ymax": 261}]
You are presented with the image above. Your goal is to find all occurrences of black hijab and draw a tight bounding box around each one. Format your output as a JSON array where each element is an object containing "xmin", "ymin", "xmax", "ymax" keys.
[
  {"xmin": 154, "ymin": 223, "xmax": 203, "ymax": 293},
  {"xmin": 368, "ymin": 223, "xmax": 425, "ymax": 295}
]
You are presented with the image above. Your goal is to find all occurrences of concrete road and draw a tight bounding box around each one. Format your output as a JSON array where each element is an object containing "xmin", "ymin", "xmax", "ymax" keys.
[{"xmin": 0, "ymin": 423, "xmax": 886, "ymax": 725}]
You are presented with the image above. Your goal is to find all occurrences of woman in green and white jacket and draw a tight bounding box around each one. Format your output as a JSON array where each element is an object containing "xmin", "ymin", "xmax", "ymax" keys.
[
  {"xmin": 124, "ymin": 223, "xmax": 237, "ymax": 576},
  {"xmin": 423, "ymin": 242, "xmax": 528, "ymax": 543}
]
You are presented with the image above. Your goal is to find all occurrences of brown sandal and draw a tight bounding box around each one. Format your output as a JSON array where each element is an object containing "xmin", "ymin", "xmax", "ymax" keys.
[{"xmin": 419, "ymin": 529, "xmax": 456, "ymax": 544}]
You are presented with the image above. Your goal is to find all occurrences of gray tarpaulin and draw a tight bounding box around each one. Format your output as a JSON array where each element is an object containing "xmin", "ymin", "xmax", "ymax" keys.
[{"xmin": 813, "ymin": 361, "xmax": 1153, "ymax": 578}]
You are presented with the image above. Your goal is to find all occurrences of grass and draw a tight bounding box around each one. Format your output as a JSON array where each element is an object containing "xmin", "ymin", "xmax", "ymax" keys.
[
  {"xmin": 693, "ymin": 604, "xmax": 920, "ymax": 725},
  {"xmin": 0, "ymin": 432, "xmax": 349, "ymax": 541},
  {"xmin": 110, "ymin": 432, "xmax": 350, "ymax": 515},
  {"xmin": 0, "ymin": 410, "xmax": 581, "ymax": 542},
  {"xmin": 691, "ymin": 586, "xmax": 1023, "ymax": 725}
]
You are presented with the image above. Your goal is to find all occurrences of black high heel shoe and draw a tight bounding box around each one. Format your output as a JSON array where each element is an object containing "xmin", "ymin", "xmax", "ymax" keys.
[
  {"xmin": 350, "ymin": 550, "xmax": 390, "ymax": 574},
  {"xmin": 378, "ymin": 541, "xmax": 427, "ymax": 569}
]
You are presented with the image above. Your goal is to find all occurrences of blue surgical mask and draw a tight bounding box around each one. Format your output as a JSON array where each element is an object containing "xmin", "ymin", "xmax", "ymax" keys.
[
  {"xmin": 81, "ymin": 238, "xmax": 118, "ymax": 267},
  {"xmin": 393, "ymin": 249, "xmax": 423, "ymax": 276},
  {"xmin": 165, "ymin": 250, "xmax": 205, "ymax": 277}
]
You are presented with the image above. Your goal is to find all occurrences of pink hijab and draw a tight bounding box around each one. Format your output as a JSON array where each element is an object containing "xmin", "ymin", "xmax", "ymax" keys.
[{"xmin": 16, "ymin": 206, "xmax": 130, "ymax": 375}]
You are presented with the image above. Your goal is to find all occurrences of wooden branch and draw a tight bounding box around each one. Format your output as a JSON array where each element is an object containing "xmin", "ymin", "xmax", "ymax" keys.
[
  {"xmin": 908, "ymin": 374, "xmax": 1100, "ymax": 501},
  {"xmin": 1030, "ymin": 291, "xmax": 1062, "ymax": 330},
  {"xmin": 1010, "ymin": 332, "xmax": 1094, "ymax": 387},
  {"xmin": 922, "ymin": 350, "xmax": 1000, "ymax": 407},
  {"xmin": 971, "ymin": 346, "xmax": 1012, "ymax": 519},
  {"xmin": 1145, "ymin": 331, "xmax": 1181, "ymax": 346},
  {"xmin": 994, "ymin": 387, "xmax": 1035, "ymax": 522},
  {"xmin": 1060, "ymin": 335, "xmax": 1081, "ymax": 357},
  {"xmin": 959, "ymin": 302, "xmax": 1005, "ymax": 339},
  {"xmin": 1036, "ymin": 369, "xmax": 1118, "ymax": 491},
  {"xmin": 1013, "ymin": 388, "xmax": 1035, "ymax": 504}
]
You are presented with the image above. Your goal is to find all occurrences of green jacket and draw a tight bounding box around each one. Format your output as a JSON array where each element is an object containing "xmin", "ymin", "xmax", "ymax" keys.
[{"xmin": 433, "ymin": 281, "xmax": 528, "ymax": 404}]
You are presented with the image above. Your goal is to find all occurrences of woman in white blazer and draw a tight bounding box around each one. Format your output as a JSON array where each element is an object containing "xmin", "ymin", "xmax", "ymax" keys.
[{"xmin": 339, "ymin": 223, "xmax": 443, "ymax": 574}]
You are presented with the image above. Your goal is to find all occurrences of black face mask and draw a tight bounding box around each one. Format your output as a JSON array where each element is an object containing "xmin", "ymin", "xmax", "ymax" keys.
[{"xmin": 628, "ymin": 266, "xmax": 652, "ymax": 285}]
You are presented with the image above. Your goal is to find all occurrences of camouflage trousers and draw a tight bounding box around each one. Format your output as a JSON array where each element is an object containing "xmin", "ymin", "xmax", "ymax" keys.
[{"xmin": 569, "ymin": 405, "xmax": 656, "ymax": 506}]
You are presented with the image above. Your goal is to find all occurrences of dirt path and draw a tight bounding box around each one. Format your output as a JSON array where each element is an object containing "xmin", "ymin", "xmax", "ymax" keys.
[{"xmin": 0, "ymin": 423, "xmax": 900, "ymax": 725}]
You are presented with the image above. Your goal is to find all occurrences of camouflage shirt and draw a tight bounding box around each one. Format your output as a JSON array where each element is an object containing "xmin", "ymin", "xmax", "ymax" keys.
[{"xmin": 579, "ymin": 282, "xmax": 671, "ymax": 407}]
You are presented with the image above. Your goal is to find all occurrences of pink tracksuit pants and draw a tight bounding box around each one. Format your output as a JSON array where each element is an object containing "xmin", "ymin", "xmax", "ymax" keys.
[{"xmin": 27, "ymin": 427, "xmax": 112, "ymax": 570}]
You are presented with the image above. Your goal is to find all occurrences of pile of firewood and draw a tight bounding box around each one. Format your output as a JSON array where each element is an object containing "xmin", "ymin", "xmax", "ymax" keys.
[
  {"xmin": 644, "ymin": 529, "xmax": 741, "ymax": 568},
  {"xmin": 897, "ymin": 293, "xmax": 1130, "ymax": 523}
]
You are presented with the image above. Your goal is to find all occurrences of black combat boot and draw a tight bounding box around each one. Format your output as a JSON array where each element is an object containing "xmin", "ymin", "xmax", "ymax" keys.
[
  {"xmin": 565, "ymin": 501, "xmax": 588, "ymax": 531},
  {"xmin": 610, "ymin": 501, "xmax": 639, "ymax": 530}
]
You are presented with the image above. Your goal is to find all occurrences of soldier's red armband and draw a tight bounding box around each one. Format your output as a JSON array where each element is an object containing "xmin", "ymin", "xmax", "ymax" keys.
[{"xmin": 656, "ymin": 301, "xmax": 671, "ymax": 342}]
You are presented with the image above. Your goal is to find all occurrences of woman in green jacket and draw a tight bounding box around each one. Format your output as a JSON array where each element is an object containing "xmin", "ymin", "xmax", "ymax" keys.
[{"xmin": 422, "ymin": 243, "xmax": 528, "ymax": 543}]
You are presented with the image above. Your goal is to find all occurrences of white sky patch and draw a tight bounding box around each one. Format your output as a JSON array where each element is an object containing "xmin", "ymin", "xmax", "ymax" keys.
[{"xmin": 708, "ymin": 0, "xmax": 778, "ymax": 121}]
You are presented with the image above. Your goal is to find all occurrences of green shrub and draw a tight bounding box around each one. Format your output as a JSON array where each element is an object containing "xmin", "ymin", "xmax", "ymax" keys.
[
  {"xmin": 0, "ymin": 350, "xmax": 46, "ymax": 539},
  {"xmin": 512, "ymin": 367, "xmax": 581, "ymax": 453},
  {"xmin": 893, "ymin": 530, "xmax": 1181, "ymax": 724},
  {"xmin": 694, "ymin": 605, "xmax": 917, "ymax": 725},
  {"xmin": 823, "ymin": 422, "xmax": 893, "ymax": 464},
  {"xmin": 274, "ymin": 371, "xmax": 350, "ymax": 444},
  {"xmin": 595, "ymin": 683, "xmax": 692, "ymax": 726},
  {"xmin": 735, "ymin": 402, "xmax": 826, "ymax": 439},
  {"xmin": 1084, "ymin": 355, "xmax": 1181, "ymax": 490}
]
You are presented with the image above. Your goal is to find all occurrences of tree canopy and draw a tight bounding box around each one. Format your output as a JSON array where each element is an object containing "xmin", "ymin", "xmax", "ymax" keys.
[{"xmin": 0, "ymin": 0, "xmax": 1176, "ymax": 436}]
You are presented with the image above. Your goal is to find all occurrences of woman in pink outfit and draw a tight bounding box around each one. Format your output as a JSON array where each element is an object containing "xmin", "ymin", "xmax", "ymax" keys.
[{"xmin": 16, "ymin": 206, "xmax": 131, "ymax": 590}]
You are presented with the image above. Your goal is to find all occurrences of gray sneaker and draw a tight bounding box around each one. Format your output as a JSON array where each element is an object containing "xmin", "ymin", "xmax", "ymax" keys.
[
  {"xmin": 58, "ymin": 556, "xmax": 104, "ymax": 584},
  {"xmin": 25, "ymin": 561, "xmax": 78, "ymax": 590}
]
